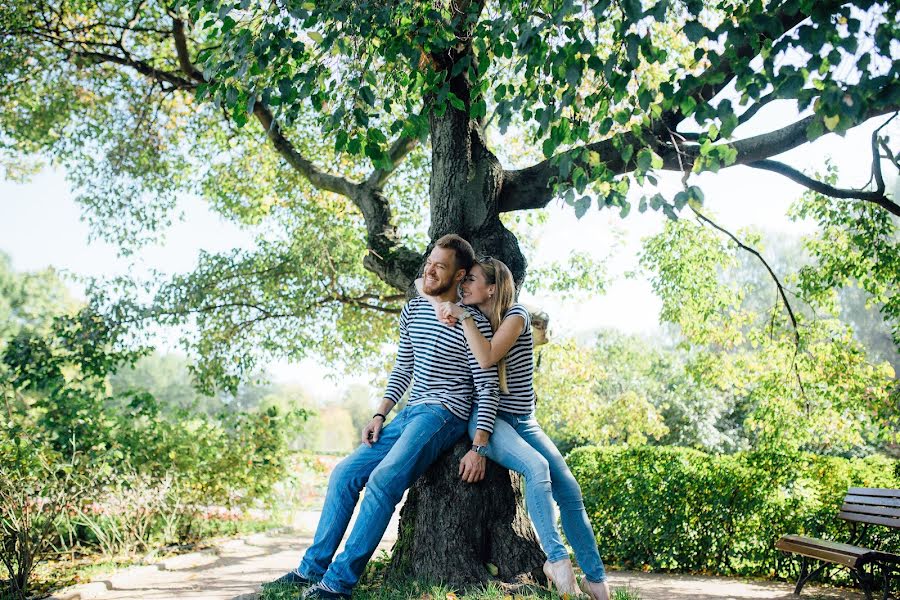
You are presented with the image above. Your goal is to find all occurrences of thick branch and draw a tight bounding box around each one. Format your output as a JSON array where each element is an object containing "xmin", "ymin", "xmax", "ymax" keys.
[
  {"xmin": 253, "ymin": 104, "xmax": 358, "ymax": 197},
  {"xmin": 32, "ymin": 12, "xmax": 424, "ymax": 292},
  {"xmin": 748, "ymin": 159, "xmax": 900, "ymax": 217},
  {"xmin": 502, "ymin": 105, "xmax": 900, "ymax": 213}
]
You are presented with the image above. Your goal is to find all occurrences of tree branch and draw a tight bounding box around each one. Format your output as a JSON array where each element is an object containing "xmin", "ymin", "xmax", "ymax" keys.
[
  {"xmin": 73, "ymin": 49, "xmax": 197, "ymax": 90},
  {"xmin": 172, "ymin": 18, "xmax": 204, "ymax": 82},
  {"xmin": 502, "ymin": 105, "xmax": 900, "ymax": 214},
  {"xmin": 22, "ymin": 9, "xmax": 425, "ymax": 292},
  {"xmin": 252, "ymin": 104, "xmax": 358, "ymax": 198},
  {"xmin": 748, "ymin": 159, "xmax": 900, "ymax": 217},
  {"xmin": 690, "ymin": 206, "xmax": 807, "ymax": 397},
  {"xmin": 692, "ymin": 206, "xmax": 800, "ymax": 345}
]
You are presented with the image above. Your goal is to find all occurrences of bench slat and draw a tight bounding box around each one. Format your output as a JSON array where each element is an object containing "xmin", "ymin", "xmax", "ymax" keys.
[
  {"xmin": 776, "ymin": 536, "xmax": 865, "ymax": 569},
  {"xmin": 848, "ymin": 488, "xmax": 900, "ymax": 498},
  {"xmin": 842, "ymin": 503, "xmax": 900, "ymax": 519},
  {"xmin": 844, "ymin": 494, "xmax": 900, "ymax": 509},
  {"xmin": 839, "ymin": 511, "xmax": 900, "ymax": 529},
  {"xmin": 776, "ymin": 534, "xmax": 872, "ymax": 557}
]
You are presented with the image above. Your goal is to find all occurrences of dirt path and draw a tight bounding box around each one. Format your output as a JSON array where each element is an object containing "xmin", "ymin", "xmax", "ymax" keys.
[{"xmin": 49, "ymin": 511, "xmax": 864, "ymax": 600}]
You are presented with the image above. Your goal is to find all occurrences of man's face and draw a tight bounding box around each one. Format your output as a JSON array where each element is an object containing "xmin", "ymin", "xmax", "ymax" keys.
[{"xmin": 422, "ymin": 246, "xmax": 464, "ymax": 296}]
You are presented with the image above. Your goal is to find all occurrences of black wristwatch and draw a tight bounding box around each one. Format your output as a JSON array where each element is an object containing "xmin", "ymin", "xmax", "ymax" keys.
[{"xmin": 470, "ymin": 444, "xmax": 488, "ymax": 456}]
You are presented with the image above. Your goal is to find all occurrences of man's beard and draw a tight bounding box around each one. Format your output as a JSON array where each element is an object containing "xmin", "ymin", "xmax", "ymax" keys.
[{"xmin": 423, "ymin": 278, "xmax": 457, "ymax": 297}]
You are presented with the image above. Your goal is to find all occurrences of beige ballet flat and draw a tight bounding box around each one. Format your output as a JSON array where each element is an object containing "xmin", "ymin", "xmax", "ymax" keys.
[
  {"xmin": 579, "ymin": 575, "xmax": 611, "ymax": 600},
  {"xmin": 543, "ymin": 558, "xmax": 581, "ymax": 597}
]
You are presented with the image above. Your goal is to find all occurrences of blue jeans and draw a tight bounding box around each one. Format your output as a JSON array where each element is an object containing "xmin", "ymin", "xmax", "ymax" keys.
[
  {"xmin": 298, "ymin": 403, "xmax": 467, "ymax": 594},
  {"xmin": 470, "ymin": 409, "xmax": 607, "ymax": 582}
]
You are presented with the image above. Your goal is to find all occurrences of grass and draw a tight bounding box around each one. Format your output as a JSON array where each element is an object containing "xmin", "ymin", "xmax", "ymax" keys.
[{"xmin": 260, "ymin": 579, "xmax": 642, "ymax": 600}]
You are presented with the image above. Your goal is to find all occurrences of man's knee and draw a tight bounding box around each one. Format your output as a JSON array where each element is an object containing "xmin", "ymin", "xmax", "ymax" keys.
[{"xmin": 365, "ymin": 464, "xmax": 408, "ymax": 508}]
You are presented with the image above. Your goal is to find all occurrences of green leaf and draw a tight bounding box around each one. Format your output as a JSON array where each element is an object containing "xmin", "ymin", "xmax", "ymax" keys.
[
  {"xmin": 308, "ymin": 30, "xmax": 324, "ymax": 44},
  {"xmin": 447, "ymin": 92, "xmax": 466, "ymax": 111},
  {"xmin": 636, "ymin": 148, "xmax": 653, "ymax": 173},
  {"xmin": 574, "ymin": 196, "xmax": 591, "ymax": 219},
  {"xmin": 543, "ymin": 138, "xmax": 558, "ymax": 158},
  {"xmin": 683, "ymin": 21, "xmax": 708, "ymax": 43},
  {"xmin": 359, "ymin": 86, "xmax": 376, "ymax": 107}
]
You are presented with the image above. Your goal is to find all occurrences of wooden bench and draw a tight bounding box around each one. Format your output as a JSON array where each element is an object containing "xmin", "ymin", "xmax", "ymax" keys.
[{"xmin": 776, "ymin": 487, "xmax": 900, "ymax": 600}]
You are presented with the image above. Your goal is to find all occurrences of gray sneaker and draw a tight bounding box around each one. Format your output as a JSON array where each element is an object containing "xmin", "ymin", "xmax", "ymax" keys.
[
  {"xmin": 301, "ymin": 582, "xmax": 351, "ymax": 600},
  {"xmin": 262, "ymin": 569, "xmax": 313, "ymax": 591}
]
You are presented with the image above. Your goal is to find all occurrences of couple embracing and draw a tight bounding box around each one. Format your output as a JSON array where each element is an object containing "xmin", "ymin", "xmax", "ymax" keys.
[{"xmin": 268, "ymin": 235, "xmax": 610, "ymax": 600}]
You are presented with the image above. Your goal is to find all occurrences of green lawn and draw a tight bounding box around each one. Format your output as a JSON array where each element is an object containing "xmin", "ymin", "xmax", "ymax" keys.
[{"xmin": 260, "ymin": 580, "xmax": 641, "ymax": 600}]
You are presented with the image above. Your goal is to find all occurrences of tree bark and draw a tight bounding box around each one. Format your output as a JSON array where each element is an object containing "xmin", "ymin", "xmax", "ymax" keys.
[{"xmin": 386, "ymin": 437, "xmax": 547, "ymax": 588}]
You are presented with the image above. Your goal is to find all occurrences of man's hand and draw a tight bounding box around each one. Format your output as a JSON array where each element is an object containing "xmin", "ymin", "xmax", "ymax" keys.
[
  {"xmin": 459, "ymin": 450, "xmax": 486, "ymax": 483},
  {"xmin": 361, "ymin": 417, "xmax": 385, "ymax": 447}
]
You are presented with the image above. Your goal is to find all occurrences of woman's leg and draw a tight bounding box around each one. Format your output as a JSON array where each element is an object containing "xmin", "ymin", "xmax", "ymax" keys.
[
  {"xmin": 467, "ymin": 411, "xmax": 568, "ymax": 563},
  {"xmin": 513, "ymin": 414, "xmax": 607, "ymax": 583}
]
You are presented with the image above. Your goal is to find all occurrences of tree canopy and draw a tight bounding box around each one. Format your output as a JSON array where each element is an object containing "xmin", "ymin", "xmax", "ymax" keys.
[{"xmin": 1, "ymin": 0, "xmax": 898, "ymax": 388}]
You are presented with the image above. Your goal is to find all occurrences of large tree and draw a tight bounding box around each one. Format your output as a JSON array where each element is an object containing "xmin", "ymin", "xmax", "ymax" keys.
[{"xmin": 2, "ymin": 0, "xmax": 898, "ymax": 586}]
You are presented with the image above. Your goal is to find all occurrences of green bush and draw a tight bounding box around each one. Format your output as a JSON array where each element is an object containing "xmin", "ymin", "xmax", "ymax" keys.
[{"xmin": 568, "ymin": 446, "xmax": 899, "ymax": 581}]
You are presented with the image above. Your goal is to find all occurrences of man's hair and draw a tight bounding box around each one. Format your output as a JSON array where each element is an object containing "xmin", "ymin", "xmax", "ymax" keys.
[{"xmin": 434, "ymin": 234, "xmax": 476, "ymax": 272}]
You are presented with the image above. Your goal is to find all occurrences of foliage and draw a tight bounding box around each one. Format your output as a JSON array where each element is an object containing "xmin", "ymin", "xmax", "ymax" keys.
[
  {"xmin": 0, "ymin": 262, "xmax": 308, "ymax": 597},
  {"xmin": 639, "ymin": 217, "xmax": 898, "ymax": 454},
  {"xmin": 568, "ymin": 445, "xmax": 899, "ymax": 581},
  {"xmin": 187, "ymin": 0, "xmax": 896, "ymax": 200},
  {"xmin": 0, "ymin": 440, "xmax": 89, "ymax": 600},
  {"xmin": 789, "ymin": 171, "xmax": 900, "ymax": 348},
  {"xmin": 2, "ymin": 0, "xmax": 897, "ymax": 392},
  {"xmin": 534, "ymin": 337, "xmax": 671, "ymax": 454}
]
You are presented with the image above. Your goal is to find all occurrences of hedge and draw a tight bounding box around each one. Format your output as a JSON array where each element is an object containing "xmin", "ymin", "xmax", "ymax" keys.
[{"xmin": 567, "ymin": 446, "xmax": 899, "ymax": 581}]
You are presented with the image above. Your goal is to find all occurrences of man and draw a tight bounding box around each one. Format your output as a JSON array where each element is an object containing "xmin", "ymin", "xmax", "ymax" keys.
[{"xmin": 268, "ymin": 234, "xmax": 500, "ymax": 600}]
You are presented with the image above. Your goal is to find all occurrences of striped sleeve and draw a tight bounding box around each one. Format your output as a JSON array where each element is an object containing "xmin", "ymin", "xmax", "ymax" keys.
[
  {"xmin": 383, "ymin": 301, "xmax": 414, "ymax": 405},
  {"xmin": 470, "ymin": 315, "xmax": 500, "ymax": 434},
  {"xmin": 505, "ymin": 304, "xmax": 531, "ymax": 335}
]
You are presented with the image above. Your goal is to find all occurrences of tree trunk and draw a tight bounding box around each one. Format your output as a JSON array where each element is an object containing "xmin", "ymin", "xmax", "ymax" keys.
[
  {"xmin": 386, "ymin": 437, "xmax": 547, "ymax": 588},
  {"xmin": 386, "ymin": 63, "xmax": 546, "ymax": 586}
]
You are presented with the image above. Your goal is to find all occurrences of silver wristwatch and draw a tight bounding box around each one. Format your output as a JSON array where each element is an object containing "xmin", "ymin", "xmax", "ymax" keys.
[{"xmin": 470, "ymin": 444, "xmax": 488, "ymax": 456}]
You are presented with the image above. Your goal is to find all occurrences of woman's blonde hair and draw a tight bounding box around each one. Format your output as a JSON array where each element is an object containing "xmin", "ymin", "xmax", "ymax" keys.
[{"xmin": 477, "ymin": 257, "xmax": 516, "ymax": 393}]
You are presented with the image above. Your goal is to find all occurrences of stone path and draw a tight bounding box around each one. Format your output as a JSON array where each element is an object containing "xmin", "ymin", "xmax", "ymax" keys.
[{"xmin": 49, "ymin": 510, "xmax": 865, "ymax": 600}]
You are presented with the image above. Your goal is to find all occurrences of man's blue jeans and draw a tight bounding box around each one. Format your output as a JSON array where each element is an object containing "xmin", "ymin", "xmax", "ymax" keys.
[
  {"xmin": 469, "ymin": 409, "xmax": 607, "ymax": 583},
  {"xmin": 298, "ymin": 403, "xmax": 466, "ymax": 594}
]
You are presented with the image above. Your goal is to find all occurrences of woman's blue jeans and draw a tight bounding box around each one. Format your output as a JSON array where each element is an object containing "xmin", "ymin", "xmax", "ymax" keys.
[
  {"xmin": 298, "ymin": 403, "xmax": 466, "ymax": 594},
  {"xmin": 470, "ymin": 409, "xmax": 607, "ymax": 582}
]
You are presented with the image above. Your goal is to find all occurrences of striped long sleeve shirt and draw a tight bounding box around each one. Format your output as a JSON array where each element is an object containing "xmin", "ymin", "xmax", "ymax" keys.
[{"xmin": 383, "ymin": 296, "xmax": 501, "ymax": 433}]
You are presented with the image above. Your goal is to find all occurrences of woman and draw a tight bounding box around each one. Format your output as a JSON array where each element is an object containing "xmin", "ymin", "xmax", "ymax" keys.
[{"xmin": 417, "ymin": 257, "xmax": 611, "ymax": 600}]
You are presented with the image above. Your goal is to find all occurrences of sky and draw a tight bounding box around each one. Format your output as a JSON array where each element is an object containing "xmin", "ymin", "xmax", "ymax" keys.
[{"xmin": 1, "ymin": 106, "xmax": 896, "ymax": 401}]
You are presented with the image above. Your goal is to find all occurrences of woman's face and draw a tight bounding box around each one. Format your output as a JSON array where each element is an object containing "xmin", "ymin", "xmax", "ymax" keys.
[{"xmin": 460, "ymin": 263, "xmax": 494, "ymax": 307}]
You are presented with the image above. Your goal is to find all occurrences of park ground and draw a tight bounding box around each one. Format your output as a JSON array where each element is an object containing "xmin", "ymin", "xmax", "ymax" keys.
[{"xmin": 46, "ymin": 508, "xmax": 867, "ymax": 600}]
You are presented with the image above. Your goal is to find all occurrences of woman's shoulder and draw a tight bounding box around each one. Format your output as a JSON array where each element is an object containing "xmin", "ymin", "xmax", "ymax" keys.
[
  {"xmin": 504, "ymin": 303, "xmax": 530, "ymax": 319},
  {"xmin": 503, "ymin": 303, "xmax": 531, "ymax": 332}
]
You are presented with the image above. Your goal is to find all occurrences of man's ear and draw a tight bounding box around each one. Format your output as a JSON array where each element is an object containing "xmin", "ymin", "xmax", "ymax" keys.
[{"xmin": 454, "ymin": 269, "xmax": 467, "ymax": 283}]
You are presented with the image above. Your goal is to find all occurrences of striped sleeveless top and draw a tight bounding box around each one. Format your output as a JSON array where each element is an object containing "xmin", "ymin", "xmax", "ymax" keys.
[{"xmin": 498, "ymin": 304, "xmax": 536, "ymax": 414}]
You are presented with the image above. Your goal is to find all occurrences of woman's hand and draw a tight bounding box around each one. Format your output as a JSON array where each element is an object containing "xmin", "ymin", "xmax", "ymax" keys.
[{"xmin": 437, "ymin": 301, "xmax": 464, "ymax": 325}]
